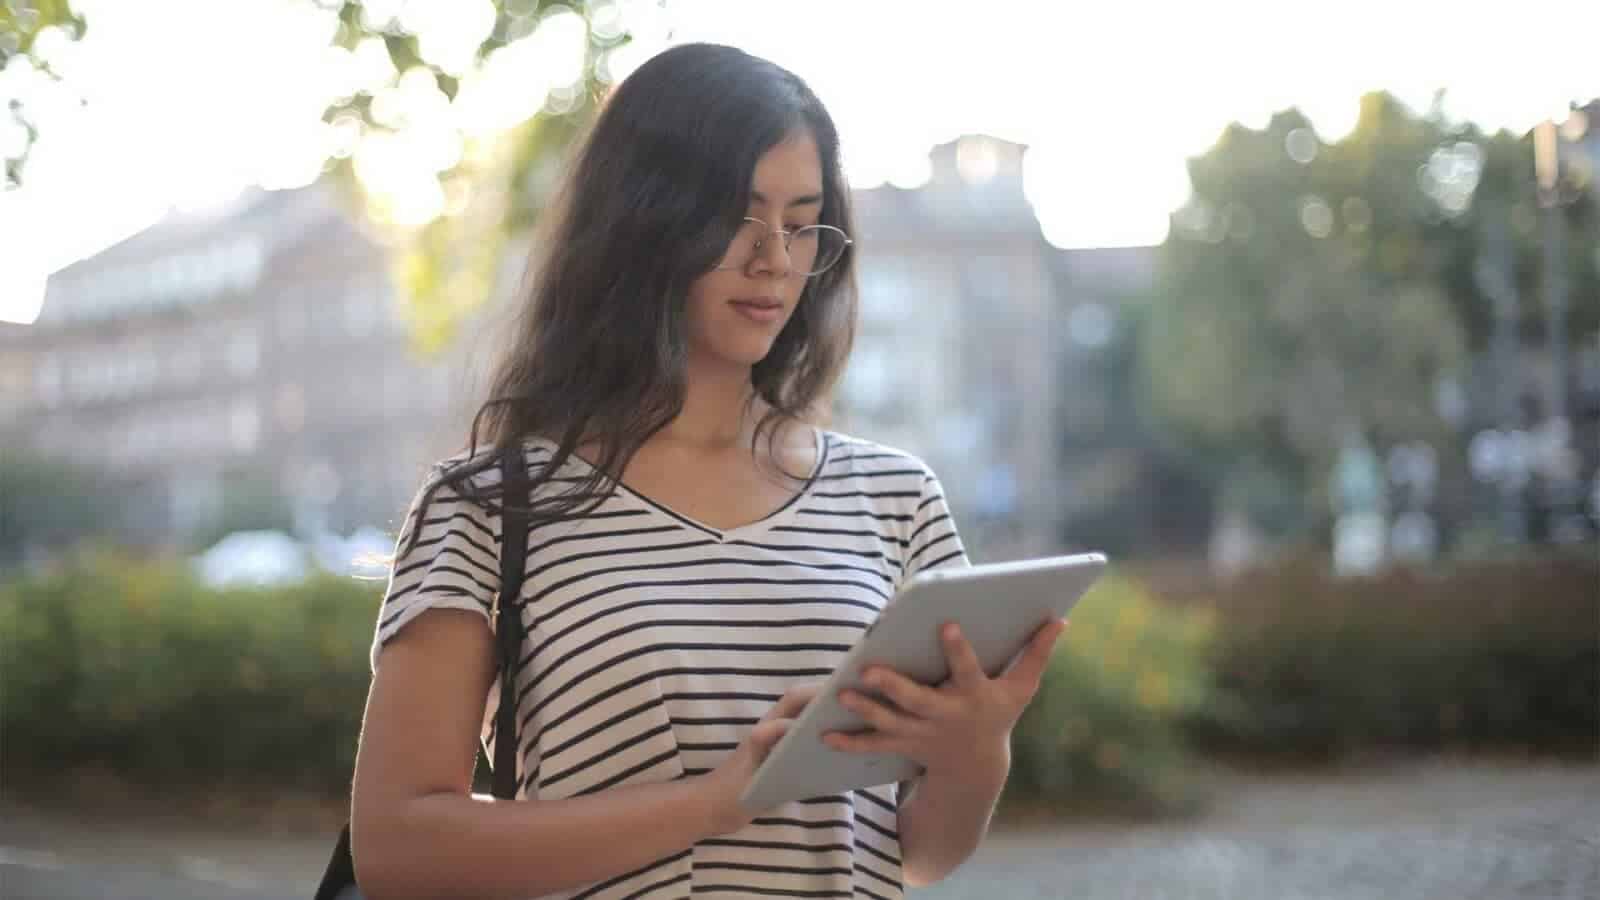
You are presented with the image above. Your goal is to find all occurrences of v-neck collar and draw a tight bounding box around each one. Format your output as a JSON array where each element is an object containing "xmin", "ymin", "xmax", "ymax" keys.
[{"xmin": 556, "ymin": 428, "xmax": 830, "ymax": 543}]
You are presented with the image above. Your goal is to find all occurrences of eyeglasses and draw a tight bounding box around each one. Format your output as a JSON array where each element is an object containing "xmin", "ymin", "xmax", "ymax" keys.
[{"xmin": 713, "ymin": 216, "xmax": 852, "ymax": 277}]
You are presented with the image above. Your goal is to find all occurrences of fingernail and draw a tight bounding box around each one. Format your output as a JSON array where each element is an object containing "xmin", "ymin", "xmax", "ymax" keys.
[{"xmin": 944, "ymin": 624, "xmax": 959, "ymax": 640}]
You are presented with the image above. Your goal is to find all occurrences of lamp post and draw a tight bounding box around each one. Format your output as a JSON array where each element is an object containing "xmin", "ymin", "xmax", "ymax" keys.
[
  {"xmin": 1533, "ymin": 117, "xmax": 1585, "ymax": 543},
  {"xmin": 1473, "ymin": 216, "xmax": 1526, "ymax": 544}
]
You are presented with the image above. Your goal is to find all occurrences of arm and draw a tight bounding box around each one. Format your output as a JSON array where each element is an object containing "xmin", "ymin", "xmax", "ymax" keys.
[
  {"xmin": 895, "ymin": 744, "xmax": 1009, "ymax": 885},
  {"xmin": 352, "ymin": 608, "xmax": 812, "ymax": 900},
  {"xmin": 893, "ymin": 464, "xmax": 1003, "ymax": 884}
]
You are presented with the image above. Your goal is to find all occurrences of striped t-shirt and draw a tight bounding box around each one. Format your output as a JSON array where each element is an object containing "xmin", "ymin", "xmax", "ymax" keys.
[{"xmin": 371, "ymin": 429, "xmax": 970, "ymax": 900}]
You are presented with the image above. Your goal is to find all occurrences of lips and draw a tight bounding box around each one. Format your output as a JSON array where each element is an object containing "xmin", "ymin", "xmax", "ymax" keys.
[{"xmin": 729, "ymin": 297, "xmax": 784, "ymax": 324}]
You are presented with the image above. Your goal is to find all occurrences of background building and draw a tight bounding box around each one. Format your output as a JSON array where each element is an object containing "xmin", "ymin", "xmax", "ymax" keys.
[
  {"xmin": 4, "ymin": 135, "xmax": 1157, "ymax": 564},
  {"xmin": 837, "ymin": 136, "xmax": 1157, "ymax": 561},
  {"xmin": 0, "ymin": 186, "xmax": 485, "ymax": 549}
]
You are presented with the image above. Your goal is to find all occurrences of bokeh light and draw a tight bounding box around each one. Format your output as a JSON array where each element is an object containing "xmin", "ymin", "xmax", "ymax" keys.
[
  {"xmin": 1284, "ymin": 128, "xmax": 1319, "ymax": 164},
  {"xmin": 1299, "ymin": 195, "xmax": 1335, "ymax": 239}
]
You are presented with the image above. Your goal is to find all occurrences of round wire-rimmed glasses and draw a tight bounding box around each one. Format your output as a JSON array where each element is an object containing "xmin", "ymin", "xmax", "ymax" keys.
[{"xmin": 713, "ymin": 216, "xmax": 853, "ymax": 277}]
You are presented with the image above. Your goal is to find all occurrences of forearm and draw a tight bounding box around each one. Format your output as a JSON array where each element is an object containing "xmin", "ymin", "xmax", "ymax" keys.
[
  {"xmin": 897, "ymin": 747, "xmax": 1010, "ymax": 886},
  {"xmin": 354, "ymin": 775, "xmax": 720, "ymax": 900}
]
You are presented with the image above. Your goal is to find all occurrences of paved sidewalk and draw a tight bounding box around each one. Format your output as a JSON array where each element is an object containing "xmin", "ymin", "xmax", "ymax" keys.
[
  {"xmin": 4, "ymin": 759, "xmax": 1596, "ymax": 899},
  {"xmin": 919, "ymin": 760, "xmax": 1600, "ymax": 900}
]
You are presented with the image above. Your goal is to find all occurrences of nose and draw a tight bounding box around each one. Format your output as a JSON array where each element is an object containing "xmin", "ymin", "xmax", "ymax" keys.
[{"xmin": 749, "ymin": 229, "xmax": 792, "ymax": 277}]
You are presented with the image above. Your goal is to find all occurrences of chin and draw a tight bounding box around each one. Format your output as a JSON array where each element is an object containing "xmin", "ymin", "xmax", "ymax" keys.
[
  {"xmin": 715, "ymin": 325, "xmax": 788, "ymax": 365},
  {"xmin": 725, "ymin": 339, "xmax": 780, "ymax": 368},
  {"xmin": 689, "ymin": 339, "xmax": 777, "ymax": 372}
]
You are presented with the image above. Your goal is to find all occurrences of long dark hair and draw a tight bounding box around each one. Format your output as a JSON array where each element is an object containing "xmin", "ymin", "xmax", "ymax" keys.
[{"xmin": 410, "ymin": 43, "xmax": 858, "ymax": 539}]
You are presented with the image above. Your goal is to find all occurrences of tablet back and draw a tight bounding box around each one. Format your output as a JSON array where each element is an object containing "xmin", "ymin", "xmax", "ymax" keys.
[{"xmin": 739, "ymin": 552, "xmax": 1107, "ymax": 812}]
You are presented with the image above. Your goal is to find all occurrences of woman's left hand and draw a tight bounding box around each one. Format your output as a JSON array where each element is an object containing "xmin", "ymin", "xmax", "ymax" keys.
[{"xmin": 824, "ymin": 618, "xmax": 1067, "ymax": 778}]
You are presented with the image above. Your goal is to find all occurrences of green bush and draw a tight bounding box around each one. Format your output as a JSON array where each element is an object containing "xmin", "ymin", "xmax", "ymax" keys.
[
  {"xmin": 2, "ymin": 555, "xmax": 1217, "ymax": 815},
  {"xmin": 1169, "ymin": 555, "xmax": 1600, "ymax": 758},
  {"xmin": 13, "ymin": 551, "xmax": 1582, "ymax": 816},
  {"xmin": 0, "ymin": 552, "xmax": 380, "ymax": 790},
  {"xmin": 1006, "ymin": 574, "xmax": 1217, "ymax": 816}
]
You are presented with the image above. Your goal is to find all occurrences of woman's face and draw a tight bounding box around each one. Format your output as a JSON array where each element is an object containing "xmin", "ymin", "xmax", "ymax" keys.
[{"xmin": 684, "ymin": 130, "xmax": 824, "ymax": 373}]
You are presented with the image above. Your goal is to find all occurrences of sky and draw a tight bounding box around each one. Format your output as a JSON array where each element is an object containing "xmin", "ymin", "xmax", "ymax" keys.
[{"xmin": 1, "ymin": 0, "xmax": 1597, "ymax": 324}]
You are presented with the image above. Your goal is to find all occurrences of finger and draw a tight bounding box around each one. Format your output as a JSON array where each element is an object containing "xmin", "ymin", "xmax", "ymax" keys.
[
  {"xmin": 748, "ymin": 717, "xmax": 794, "ymax": 757},
  {"xmin": 823, "ymin": 728, "xmax": 912, "ymax": 756},
  {"xmin": 940, "ymin": 623, "xmax": 987, "ymax": 687},
  {"xmin": 766, "ymin": 682, "xmax": 822, "ymax": 721},
  {"xmin": 860, "ymin": 666, "xmax": 948, "ymax": 719},
  {"xmin": 839, "ymin": 688, "xmax": 927, "ymax": 737},
  {"xmin": 1003, "ymin": 618, "xmax": 1065, "ymax": 691}
]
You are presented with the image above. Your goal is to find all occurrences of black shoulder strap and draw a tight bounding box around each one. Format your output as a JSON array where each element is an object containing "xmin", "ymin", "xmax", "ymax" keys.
[{"xmin": 493, "ymin": 445, "xmax": 531, "ymax": 799}]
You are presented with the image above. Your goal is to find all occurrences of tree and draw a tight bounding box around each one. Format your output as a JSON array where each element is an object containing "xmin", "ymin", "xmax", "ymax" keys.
[
  {"xmin": 0, "ymin": 0, "xmax": 86, "ymax": 189},
  {"xmin": 0, "ymin": 446, "xmax": 119, "ymax": 566},
  {"xmin": 2, "ymin": 1, "xmax": 652, "ymax": 348},
  {"xmin": 321, "ymin": 0, "xmax": 645, "ymax": 350},
  {"xmin": 1137, "ymin": 92, "xmax": 1599, "ymax": 538}
]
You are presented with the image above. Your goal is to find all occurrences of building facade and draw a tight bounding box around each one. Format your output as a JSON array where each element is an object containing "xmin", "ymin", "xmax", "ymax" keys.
[
  {"xmin": 4, "ymin": 138, "xmax": 1155, "ymax": 563},
  {"xmin": 837, "ymin": 136, "xmax": 1155, "ymax": 561},
  {"xmin": 1, "ymin": 186, "xmax": 483, "ymax": 548}
]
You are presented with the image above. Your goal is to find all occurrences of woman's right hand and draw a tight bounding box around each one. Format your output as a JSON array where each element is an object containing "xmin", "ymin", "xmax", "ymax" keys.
[{"xmin": 701, "ymin": 682, "xmax": 821, "ymax": 834}]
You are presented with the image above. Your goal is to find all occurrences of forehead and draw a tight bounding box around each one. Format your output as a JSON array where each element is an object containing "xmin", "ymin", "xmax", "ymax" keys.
[{"xmin": 750, "ymin": 131, "xmax": 823, "ymax": 203}]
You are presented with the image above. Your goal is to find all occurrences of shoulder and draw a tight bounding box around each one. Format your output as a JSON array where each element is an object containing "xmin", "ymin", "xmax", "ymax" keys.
[
  {"xmin": 422, "ymin": 438, "xmax": 573, "ymax": 498},
  {"xmin": 814, "ymin": 431, "xmax": 943, "ymax": 514},
  {"xmin": 819, "ymin": 430, "xmax": 935, "ymax": 477}
]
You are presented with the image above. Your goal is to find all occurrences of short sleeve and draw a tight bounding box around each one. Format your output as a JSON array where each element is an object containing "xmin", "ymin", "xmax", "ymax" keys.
[
  {"xmin": 370, "ymin": 473, "xmax": 501, "ymax": 673},
  {"xmin": 903, "ymin": 467, "xmax": 970, "ymax": 581}
]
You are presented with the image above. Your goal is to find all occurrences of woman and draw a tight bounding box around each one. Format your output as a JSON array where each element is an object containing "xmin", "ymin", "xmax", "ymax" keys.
[{"xmin": 351, "ymin": 42, "xmax": 1065, "ymax": 900}]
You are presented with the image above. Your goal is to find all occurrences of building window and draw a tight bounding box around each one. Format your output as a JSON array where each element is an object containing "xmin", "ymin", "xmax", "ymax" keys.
[
  {"xmin": 35, "ymin": 354, "xmax": 62, "ymax": 408},
  {"xmin": 230, "ymin": 398, "xmax": 261, "ymax": 454},
  {"xmin": 227, "ymin": 330, "xmax": 261, "ymax": 378}
]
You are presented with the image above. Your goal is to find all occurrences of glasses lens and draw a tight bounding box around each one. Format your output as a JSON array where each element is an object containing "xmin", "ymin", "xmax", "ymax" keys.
[
  {"xmin": 717, "ymin": 219, "xmax": 850, "ymax": 275},
  {"xmin": 793, "ymin": 225, "xmax": 848, "ymax": 275}
]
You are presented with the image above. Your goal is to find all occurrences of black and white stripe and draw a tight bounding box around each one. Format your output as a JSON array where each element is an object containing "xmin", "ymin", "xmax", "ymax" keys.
[{"xmin": 371, "ymin": 431, "xmax": 969, "ymax": 900}]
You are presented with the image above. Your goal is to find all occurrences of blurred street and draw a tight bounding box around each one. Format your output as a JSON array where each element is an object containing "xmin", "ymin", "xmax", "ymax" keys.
[{"xmin": 4, "ymin": 759, "xmax": 1596, "ymax": 900}]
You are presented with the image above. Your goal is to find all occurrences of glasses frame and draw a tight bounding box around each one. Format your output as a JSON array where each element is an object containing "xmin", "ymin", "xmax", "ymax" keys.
[{"xmin": 712, "ymin": 216, "xmax": 853, "ymax": 277}]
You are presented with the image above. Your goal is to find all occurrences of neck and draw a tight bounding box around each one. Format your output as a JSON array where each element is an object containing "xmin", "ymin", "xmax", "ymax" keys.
[{"xmin": 662, "ymin": 355, "xmax": 763, "ymax": 450}]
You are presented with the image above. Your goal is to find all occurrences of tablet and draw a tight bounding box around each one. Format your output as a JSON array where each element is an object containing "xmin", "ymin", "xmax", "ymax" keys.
[{"xmin": 739, "ymin": 551, "xmax": 1108, "ymax": 812}]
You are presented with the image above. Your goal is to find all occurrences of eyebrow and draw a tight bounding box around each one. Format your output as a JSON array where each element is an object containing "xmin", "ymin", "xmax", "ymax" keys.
[{"xmin": 751, "ymin": 190, "xmax": 824, "ymax": 208}]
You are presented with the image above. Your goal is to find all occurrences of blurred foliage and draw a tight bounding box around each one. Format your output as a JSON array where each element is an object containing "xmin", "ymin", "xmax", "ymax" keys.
[
  {"xmin": 0, "ymin": 452, "xmax": 296, "ymax": 562},
  {"xmin": 0, "ymin": 445, "xmax": 120, "ymax": 567},
  {"xmin": 0, "ymin": 556, "xmax": 1213, "ymax": 812},
  {"xmin": 4, "ymin": 554, "xmax": 1592, "ymax": 812},
  {"xmin": 184, "ymin": 469, "xmax": 298, "ymax": 552},
  {"xmin": 321, "ymin": 0, "xmax": 630, "ymax": 353},
  {"xmin": 1150, "ymin": 554, "xmax": 1600, "ymax": 758},
  {"xmin": 0, "ymin": 553, "xmax": 378, "ymax": 790},
  {"xmin": 0, "ymin": 0, "xmax": 86, "ymax": 188},
  {"xmin": 0, "ymin": 1, "xmax": 633, "ymax": 347},
  {"xmin": 1007, "ymin": 574, "xmax": 1218, "ymax": 817},
  {"xmin": 1052, "ymin": 307, "xmax": 1220, "ymax": 559},
  {"xmin": 1138, "ymin": 92, "xmax": 1600, "ymax": 537}
]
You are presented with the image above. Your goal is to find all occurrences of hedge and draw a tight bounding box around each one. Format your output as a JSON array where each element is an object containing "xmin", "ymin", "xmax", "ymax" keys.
[{"xmin": 4, "ymin": 551, "xmax": 1593, "ymax": 815}]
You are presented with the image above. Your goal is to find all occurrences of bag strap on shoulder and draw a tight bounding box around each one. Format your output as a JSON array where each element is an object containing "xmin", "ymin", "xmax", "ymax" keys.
[{"xmin": 493, "ymin": 444, "xmax": 532, "ymax": 799}]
